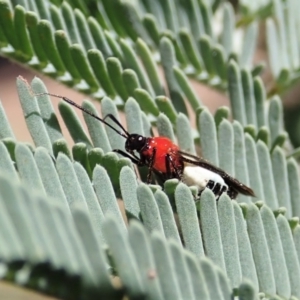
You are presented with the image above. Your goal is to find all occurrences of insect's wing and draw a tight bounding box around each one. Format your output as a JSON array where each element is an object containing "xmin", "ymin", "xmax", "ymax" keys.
[{"xmin": 178, "ymin": 150, "xmax": 255, "ymax": 197}]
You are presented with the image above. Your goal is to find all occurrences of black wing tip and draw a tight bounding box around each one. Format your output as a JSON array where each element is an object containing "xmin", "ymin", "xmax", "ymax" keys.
[
  {"xmin": 239, "ymin": 185, "xmax": 256, "ymax": 197},
  {"xmin": 249, "ymin": 188, "xmax": 256, "ymax": 197},
  {"xmin": 228, "ymin": 180, "xmax": 255, "ymax": 198}
]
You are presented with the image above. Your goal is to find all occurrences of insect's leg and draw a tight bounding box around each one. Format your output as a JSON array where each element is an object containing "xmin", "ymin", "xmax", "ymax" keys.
[
  {"xmin": 127, "ymin": 149, "xmax": 144, "ymax": 162},
  {"xmin": 164, "ymin": 154, "xmax": 172, "ymax": 179},
  {"xmin": 146, "ymin": 148, "xmax": 157, "ymax": 184},
  {"xmin": 165, "ymin": 154, "xmax": 182, "ymax": 179},
  {"xmin": 113, "ymin": 149, "xmax": 144, "ymax": 166},
  {"xmin": 198, "ymin": 188, "xmax": 205, "ymax": 199}
]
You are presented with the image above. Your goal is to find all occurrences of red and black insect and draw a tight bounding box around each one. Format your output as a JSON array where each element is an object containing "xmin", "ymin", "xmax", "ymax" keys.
[{"xmin": 37, "ymin": 93, "xmax": 255, "ymax": 199}]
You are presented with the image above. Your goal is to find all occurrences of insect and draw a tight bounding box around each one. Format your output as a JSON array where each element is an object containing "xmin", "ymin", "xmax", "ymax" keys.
[{"xmin": 36, "ymin": 93, "xmax": 255, "ymax": 199}]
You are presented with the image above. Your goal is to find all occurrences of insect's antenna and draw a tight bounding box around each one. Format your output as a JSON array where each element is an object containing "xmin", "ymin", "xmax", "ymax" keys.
[
  {"xmin": 35, "ymin": 93, "xmax": 128, "ymax": 138},
  {"xmin": 103, "ymin": 113, "xmax": 129, "ymax": 137}
]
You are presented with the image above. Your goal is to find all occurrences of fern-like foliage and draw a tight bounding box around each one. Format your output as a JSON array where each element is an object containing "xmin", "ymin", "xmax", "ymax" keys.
[{"xmin": 0, "ymin": 0, "xmax": 300, "ymax": 299}]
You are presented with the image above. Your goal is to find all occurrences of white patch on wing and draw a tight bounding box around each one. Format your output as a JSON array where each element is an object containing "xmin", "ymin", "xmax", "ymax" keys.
[{"xmin": 182, "ymin": 165, "xmax": 227, "ymax": 191}]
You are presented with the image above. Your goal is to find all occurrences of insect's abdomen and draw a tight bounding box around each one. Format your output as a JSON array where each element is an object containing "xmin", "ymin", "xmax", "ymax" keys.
[
  {"xmin": 182, "ymin": 165, "xmax": 227, "ymax": 190},
  {"xmin": 141, "ymin": 137, "xmax": 181, "ymax": 173}
]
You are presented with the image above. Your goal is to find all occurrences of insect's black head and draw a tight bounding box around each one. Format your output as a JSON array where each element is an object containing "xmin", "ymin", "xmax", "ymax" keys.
[{"xmin": 125, "ymin": 134, "xmax": 147, "ymax": 152}]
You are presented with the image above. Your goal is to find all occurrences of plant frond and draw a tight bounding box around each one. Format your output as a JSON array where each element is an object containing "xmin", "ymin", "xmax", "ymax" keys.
[{"xmin": 0, "ymin": 77, "xmax": 298, "ymax": 298}]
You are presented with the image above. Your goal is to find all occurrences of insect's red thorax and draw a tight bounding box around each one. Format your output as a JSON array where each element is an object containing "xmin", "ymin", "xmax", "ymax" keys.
[{"xmin": 141, "ymin": 137, "xmax": 181, "ymax": 173}]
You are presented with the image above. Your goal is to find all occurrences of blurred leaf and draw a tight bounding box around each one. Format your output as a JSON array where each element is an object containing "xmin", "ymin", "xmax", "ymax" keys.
[
  {"xmin": 199, "ymin": 189, "xmax": 225, "ymax": 271},
  {"xmin": 175, "ymin": 183, "xmax": 204, "ymax": 257},
  {"xmin": 245, "ymin": 203, "xmax": 276, "ymax": 294},
  {"xmin": 228, "ymin": 60, "xmax": 247, "ymax": 125},
  {"xmin": 159, "ymin": 37, "xmax": 187, "ymax": 115}
]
